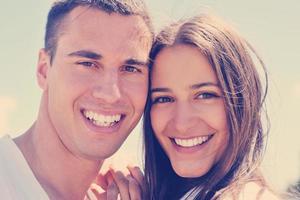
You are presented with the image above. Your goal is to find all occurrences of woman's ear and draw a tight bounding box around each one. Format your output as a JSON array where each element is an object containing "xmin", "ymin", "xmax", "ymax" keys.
[{"xmin": 36, "ymin": 49, "xmax": 51, "ymax": 90}]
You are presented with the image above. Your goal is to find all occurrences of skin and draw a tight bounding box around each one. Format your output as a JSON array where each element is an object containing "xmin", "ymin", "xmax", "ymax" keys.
[
  {"xmin": 150, "ymin": 44, "xmax": 229, "ymax": 178},
  {"xmin": 91, "ymin": 167, "xmax": 144, "ymax": 200},
  {"xmin": 14, "ymin": 6, "xmax": 151, "ymax": 199}
]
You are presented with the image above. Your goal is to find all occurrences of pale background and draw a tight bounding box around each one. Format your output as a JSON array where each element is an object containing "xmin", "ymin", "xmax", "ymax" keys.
[{"xmin": 0, "ymin": 0, "xmax": 299, "ymax": 194}]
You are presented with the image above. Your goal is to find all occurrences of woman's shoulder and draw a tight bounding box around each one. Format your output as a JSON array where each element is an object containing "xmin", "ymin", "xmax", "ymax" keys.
[{"xmin": 221, "ymin": 182, "xmax": 281, "ymax": 200}]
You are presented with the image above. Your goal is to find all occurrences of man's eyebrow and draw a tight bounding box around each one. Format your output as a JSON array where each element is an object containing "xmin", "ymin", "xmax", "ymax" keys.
[
  {"xmin": 151, "ymin": 87, "xmax": 171, "ymax": 93},
  {"xmin": 68, "ymin": 50, "xmax": 102, "ymax": 60},
  {"xmin": 190, "ymin": 82, "xmax": 219, "ymax": 90},
  {"xmin": 125, "ymin": 58, "xmax": 149, "ymax": 67}
]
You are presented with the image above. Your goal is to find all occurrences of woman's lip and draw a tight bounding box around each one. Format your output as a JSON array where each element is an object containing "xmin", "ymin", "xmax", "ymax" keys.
[
  {"xmin": 170, "ymin": 134, "xmax": 214, "ymax": 153},
  {"xmin": 171, "ymin": 134, "xmax": 214, "ymax": 140}
]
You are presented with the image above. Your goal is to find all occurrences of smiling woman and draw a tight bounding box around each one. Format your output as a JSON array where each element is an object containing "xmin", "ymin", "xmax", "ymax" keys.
[
  {"xmin": 143, "ymin": 13, "xmax": 281, "ymax": 200},
  {"xmin": 150, "ymin": 44, "xmax": 228, "ymax": 179}
]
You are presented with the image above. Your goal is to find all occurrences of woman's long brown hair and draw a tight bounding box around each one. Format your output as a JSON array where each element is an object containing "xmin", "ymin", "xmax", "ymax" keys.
[{"xmin": 143, "ymin": 13, "xmax": 269, "ymax": 200}]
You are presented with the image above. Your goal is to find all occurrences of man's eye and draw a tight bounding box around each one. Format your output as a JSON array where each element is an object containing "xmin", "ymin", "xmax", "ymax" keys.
[
  {"xmin": 197, "ymin": 92, "xmax": 219, "ymax": 99},
  {"xmin": 77, "ymin": 61, "xmax": 96, "ymax": 68},
  {"xmin": 152, "ymin": 96, "xmax": 174, "ymax": 104},
  {"xmin": 122, "ymin": 65, "xmax": 141, "ymax": 73}
]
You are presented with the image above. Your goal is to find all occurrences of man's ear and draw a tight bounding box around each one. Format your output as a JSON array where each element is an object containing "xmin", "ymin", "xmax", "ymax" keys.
[{"xmin": 37, "ymin": 49, "xmax": 51, "ymax": 90}]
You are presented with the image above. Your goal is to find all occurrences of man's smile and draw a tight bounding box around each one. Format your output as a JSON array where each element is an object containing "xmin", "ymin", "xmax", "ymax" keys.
[{"xmin": 82, "ymin": 109, "xmax": 125, "ymax": 128}]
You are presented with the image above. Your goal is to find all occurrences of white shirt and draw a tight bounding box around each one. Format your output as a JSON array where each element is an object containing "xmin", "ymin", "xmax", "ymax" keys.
[
  {"xmin": 180, "ymin": 182, "xmax": 280, "ymax": 200},
  {"xmin": 226, "ymin": 182, "xmax": 280, "ymax": 200},
  {"xmin": 0, "ymin": 135, "xmax": 49, "ymax": 199},
  {"xmin": 180, "ymin": 187, "xmax": 200, "ymax": 200}
]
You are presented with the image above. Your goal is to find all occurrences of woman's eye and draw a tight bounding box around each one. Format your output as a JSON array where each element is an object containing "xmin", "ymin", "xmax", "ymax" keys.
[
  {"xmin": 152, "ymin": 96, "xmax": 173, "ymax": 104},
  {"xmin": 197, "ymin": 92, "xmax": 219, "ymax": 99},
  {"xmin": 77, "ymin": 61, "xmax": 96, "ymax": 68},
  {"xmin": 122, "ymin": 65, "xmax": 141, "ymax": 73}
]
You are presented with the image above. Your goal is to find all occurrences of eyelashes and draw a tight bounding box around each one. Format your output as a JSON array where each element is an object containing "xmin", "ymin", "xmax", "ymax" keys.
[
  {"xmin": 152, "ymin": 92, "xmax": 221, "ymax": 105},
  {"xmin": 76, "ymin": 61, "xmax": 143, "ymax": 74},
  {"xmin": 120, "ymin": 65, "xmax": 142, "ymax": 73},
  {"xmin": 196, "ymin": 92, "xmax": 220, "ymax": 99},
  {"xmin": 152, "ymin": 96, "xmax": 174, "ymax": 104},
  {"xmin": 76, "ymin": 61, "xmax": 97, "ymax": 68}
]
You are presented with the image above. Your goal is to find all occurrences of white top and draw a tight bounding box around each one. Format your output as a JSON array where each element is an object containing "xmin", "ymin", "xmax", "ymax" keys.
[
  {"xmin": 180, "ymin": 182, "xmax": 280, "ymax": 200},
  {"xmin": 223, "ymin": 182, "xmax": 280, "ymax": 200},
  {"xmin": 0, "ymin": 135, "xmax": 49, "ymax": 199},
  {"xmin": 180, "ymin": 187, "xmax": 199, "ymax": 199}
]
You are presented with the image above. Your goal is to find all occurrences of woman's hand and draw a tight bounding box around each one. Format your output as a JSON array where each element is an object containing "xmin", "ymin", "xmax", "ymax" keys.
[
  {"xmin": 86, "ymin": 166, "xmax": 145, "ymax": 200},
  {"xmin": 86, "ymin": 171, "xmax": 119, "ymax": 200},
  {"xmin": 127, "ymin": 166, "xmax": 145, "ymax": 199}
]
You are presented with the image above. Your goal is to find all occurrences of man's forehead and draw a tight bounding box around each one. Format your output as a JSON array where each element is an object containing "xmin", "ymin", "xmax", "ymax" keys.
[
  {"xmin": 65, "ymin": 6, "xmax": 149, "ymax": 32},
  {"xmin": 55, "ymin": 6, "xmax": 152, "ymax": 62},
  {"xmin": 63, "ymin": 6, "xmax": 152, "ymax": 47},
  {"xmin": 128, "ymin": 19, "xmax": 153, "ymax": 51}
]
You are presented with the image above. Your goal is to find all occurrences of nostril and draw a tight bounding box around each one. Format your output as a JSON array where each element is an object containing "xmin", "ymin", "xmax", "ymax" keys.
[
  {"xmin": 111, "ymin": 84, "xmax": 121, "ymax": 97},
  {"xmin": 92, "ymin": 84, "xmax": 122, "ymax": 103}
]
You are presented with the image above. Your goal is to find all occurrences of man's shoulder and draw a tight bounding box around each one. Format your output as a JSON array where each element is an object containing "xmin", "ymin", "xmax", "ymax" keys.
[
  {"xmin": 0, "ymin": 135, "xmax": 49, "ymax": 199},
  {"xmin": 0, "ymin": 134, "xmax": 22, "ymax": 182},
  {"xmin": 0, "ymin": 134, "xmax": 12, "ymax": 143},
  {"xmin": 0, "ymin": 134, "xmax": 16, "ymax": 159},
  {"xmin": 0, "ymin": 134, "xmax": 14, "ymax": 146},
  {"xmin": 0, "ymin": 135, "xmax": 22, "ymax": 198},
  {"xmin": 0, "ymin": 135, "xmax": 19, "ymax": 162}
]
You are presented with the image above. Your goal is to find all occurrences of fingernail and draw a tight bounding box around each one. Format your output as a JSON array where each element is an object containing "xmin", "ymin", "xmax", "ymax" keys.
[
  {"xmin": 126, "ymin": 174, "xmax": 131, "ymax": 179},
  {"xmin": 109, "ymin": 165, "xmax": 115, "ymax": 172}
]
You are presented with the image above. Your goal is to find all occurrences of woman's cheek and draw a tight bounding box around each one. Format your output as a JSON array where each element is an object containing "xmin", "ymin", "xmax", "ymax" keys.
[{"xmin": 150, "ymin": 106, "xmax": 162, "ymax": 134}]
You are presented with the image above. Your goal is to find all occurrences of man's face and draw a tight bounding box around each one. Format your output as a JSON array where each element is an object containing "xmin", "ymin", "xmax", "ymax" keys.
[{"xmin": 38, "ymin": 6, "xmax": 151, "ymax": 160}]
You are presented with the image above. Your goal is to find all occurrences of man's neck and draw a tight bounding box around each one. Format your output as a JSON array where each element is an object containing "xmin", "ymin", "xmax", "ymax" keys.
[{"xmin": 14, "ymin": 122, "xmax": 103, "ymax": 200}]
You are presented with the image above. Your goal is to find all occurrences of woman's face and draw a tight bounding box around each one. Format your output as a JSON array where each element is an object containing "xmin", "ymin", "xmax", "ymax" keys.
[{"xmin": 150, "ymin": 44, "xmax": 229, "ymax": 178}]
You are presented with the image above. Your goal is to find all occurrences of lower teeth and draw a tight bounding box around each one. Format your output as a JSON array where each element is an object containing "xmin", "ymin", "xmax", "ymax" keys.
[{"xmin": 91, "ymin": 119, "xmax": 116, "ymax": 127}]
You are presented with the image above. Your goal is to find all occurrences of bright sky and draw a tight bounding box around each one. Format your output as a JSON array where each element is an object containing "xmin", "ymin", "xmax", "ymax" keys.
[{"xmin": 0, "ymin": 0, "xmax": 299, "ymax": 193}]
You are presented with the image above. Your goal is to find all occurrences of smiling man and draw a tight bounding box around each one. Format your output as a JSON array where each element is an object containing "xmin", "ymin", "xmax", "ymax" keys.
[{"xmin": 0, "ymin": 0, "xmax": 153, "ymax": 199}]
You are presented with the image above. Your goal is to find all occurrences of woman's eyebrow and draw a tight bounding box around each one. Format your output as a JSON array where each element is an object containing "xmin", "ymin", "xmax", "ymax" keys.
[
  {"xmin": 190, "ymin": 82, "xmax": 219, "ymax": 90},
  {"xmin": 151, "ymin": 87, "xmax": 171, "ymax": 93}
]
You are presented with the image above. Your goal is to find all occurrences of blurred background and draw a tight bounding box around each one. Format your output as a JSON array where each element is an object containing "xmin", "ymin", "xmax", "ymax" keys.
[{"xmin": 0, "ymin": 0, "xmax": 299, "ymax": 194}]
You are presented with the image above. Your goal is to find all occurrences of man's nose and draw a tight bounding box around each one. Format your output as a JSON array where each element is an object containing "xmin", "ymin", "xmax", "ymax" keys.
[{"xmin": 92, "ymin": 72, "xmax": 122, "ymax": 104}]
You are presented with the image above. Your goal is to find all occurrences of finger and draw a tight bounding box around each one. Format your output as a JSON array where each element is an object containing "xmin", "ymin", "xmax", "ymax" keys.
[
  {"xmin": 95, "ymin": 173, "xmax": 109, "ymax": 190},
  {"xmin": 86, "ymin": 187, "xmax": 106, "ymax": 200},
  {"xmin": 106, "ymin": 171, "xmax": 114, "ymax": 185},
  {"xmin": 106, "ymin": 181, "xmax": 120, "ymax": 200},
  {"xmin": 109, "ymin": 169, "xmax": 130, "ymax": 200},
  {"xmin": 127, "ymin": 166, "xmax": 145, "ymax": 192},
  {"xmin": 127, "ymin": 166, "xmax": 144, "ymax": 186},
  {"xmin": 90, "ymin": 183, "xmax": 105, "ymax": 194},
  {"xmin": 128, "ymin": 176, "xmax": 142, "ymax": 200}
]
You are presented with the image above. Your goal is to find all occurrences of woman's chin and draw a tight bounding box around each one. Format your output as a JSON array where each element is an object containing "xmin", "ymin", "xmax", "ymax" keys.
[{"xmin": 172, "ymin": 165, "xmax": 210, "ymax": 178}]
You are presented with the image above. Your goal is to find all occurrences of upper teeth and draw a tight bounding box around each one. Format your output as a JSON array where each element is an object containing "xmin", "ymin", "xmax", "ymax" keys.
[
  {"xmin": 174, "ymin": 136, "xmax": 210, "ymax": 147},
  {"xmin": 83, "ymin": 110, "xmax": 121, "ymax": 127}
]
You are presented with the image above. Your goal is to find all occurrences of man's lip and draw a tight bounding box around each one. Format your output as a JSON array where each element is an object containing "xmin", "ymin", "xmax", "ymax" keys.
[
  {"xmin": 80, "ymin": 108, "xmax": 126, "ymax": 116},
  {"xmin": 80, "ymin": 109, "xmax": 126, "ymax": 134}
]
